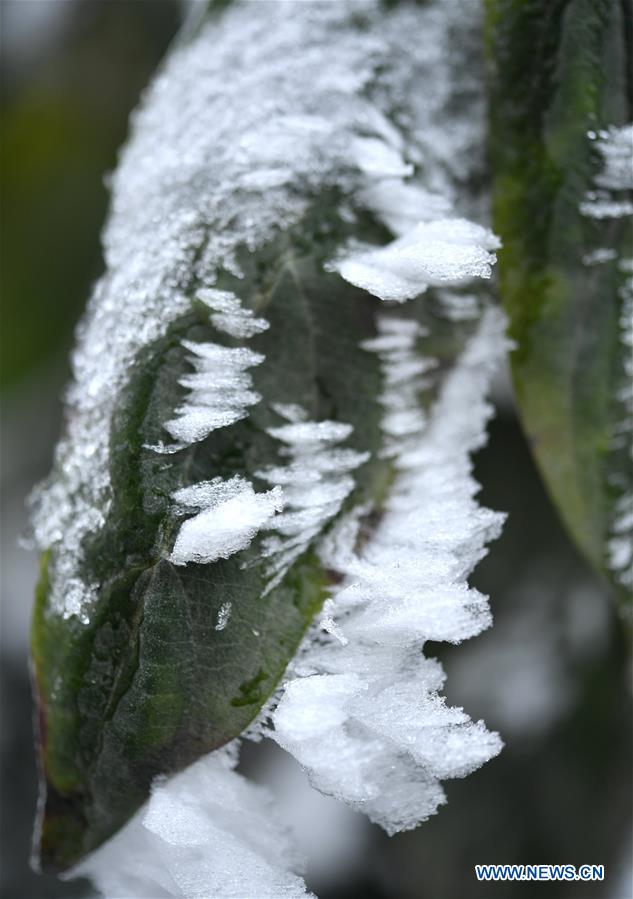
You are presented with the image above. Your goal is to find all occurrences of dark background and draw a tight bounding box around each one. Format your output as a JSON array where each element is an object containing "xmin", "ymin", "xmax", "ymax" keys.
[{"xmin": 1, "ymin": 3, "xmax": 631, "ymax": 898}]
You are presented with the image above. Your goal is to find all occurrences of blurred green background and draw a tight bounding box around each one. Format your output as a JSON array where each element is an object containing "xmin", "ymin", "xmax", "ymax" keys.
[{"xmin": 0, "ymin": 3, "xmax": 631, "ymax": 898}]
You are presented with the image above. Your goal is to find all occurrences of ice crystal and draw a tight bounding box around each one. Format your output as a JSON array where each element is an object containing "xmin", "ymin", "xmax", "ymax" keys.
[
  {"xmin": 170, "ymin": 475, "xmax": 284, "ymax": 566},
  {"xmin": 197, "ymin": 288, "xmax": 270, "ymax": 340},
  {"xmin": 75, "ymin": 751, "xmax": 312, "ymax": 899},
  {"xmin": 165, "ymin": 341, "xmax": 265, "ymax": 445},
  {"xmin": 215, "ymin": 601, "xmax": 232, "ymax": 632},
  {"xmin": 581, "ymin": 125, "xmax": 633, "ymax": 219},
  {"xmin": 360, "ymin": 317, "xmax": 435, "ymax": 458},
  {"xmin": 336, "ymin": 219, "xmax": 499, "ymax": 302},
  {"xmin": 255, "ymin": 413, "xmax": 369, "ymax": 593},
  {"xmin": 271, "ymin": 309, "xmax": 507, "ymax": 834},
  {"xmin": 582, "ymin": 124, "xmax": 633, "ymax": 588}
]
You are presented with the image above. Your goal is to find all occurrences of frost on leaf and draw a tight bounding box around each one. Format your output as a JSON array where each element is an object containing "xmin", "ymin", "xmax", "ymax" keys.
[
  {"xmin": 581, "ymin": 126, "xmax": 633, "ymax": 591},
  {"xmin": 74, "ymin": 751, "xmax": 313, "ymax": 899},
  {"xmin": 170, "ymin": 476, "xmax": 284, "ymax": 566},
  {"xmin": 335, "ymin": 219, "xmax": 499, "ymax": 302},
  {"xmin": 256, "ymin": 414, "xmax": 369, "ymax": 593},
  {"xmin": 271, "ymin": 309, "xmax": 507, "ymax": 834},
  {"xmin": 165, "ymin": 340, "xmax": 265, "ymax": 445},
  {"xmin": 29, "ymin": 0, "xmax": 506, "ymax": 882}
]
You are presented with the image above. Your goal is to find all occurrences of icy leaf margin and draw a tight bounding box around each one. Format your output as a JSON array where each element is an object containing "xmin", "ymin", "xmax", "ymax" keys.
[
  {"xmin": 74, "ymin": 307, "xmax": 507, "ymax": 899},
  {"xmin": 271, "ymin": 307, "xmax": 508, "ymax": 835}
]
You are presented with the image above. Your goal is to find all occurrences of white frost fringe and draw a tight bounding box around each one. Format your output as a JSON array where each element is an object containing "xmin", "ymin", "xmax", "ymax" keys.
[
  {"xmin": 170, "ymin": 475, "xmax": 284, "ymax": 566},
  {"xmin": 256, "ymin": 414, "xmax": 369, "ymax": 593},
  {"xmin": 73, "ymin": 751, "xmax": 313, "ymax": 899},
  {"xmin": 271, "ymin": 308, "xmax": 508, "ymax": 833}
]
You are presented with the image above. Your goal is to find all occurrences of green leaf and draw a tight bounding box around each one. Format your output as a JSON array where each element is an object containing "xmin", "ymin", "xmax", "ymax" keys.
[
  {"xmin": 485, "ymin": 0, "xmax": 632, "ymax": 601},
  {"xmin": 31, "ymin": 197, "xmax": 477, "ymax": 872},
  {"xmin": 30, "ymin": 0, "xmax": 500, "ymax": 871}
]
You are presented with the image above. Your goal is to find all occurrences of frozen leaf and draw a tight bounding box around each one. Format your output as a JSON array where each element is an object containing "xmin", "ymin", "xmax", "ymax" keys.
[{"xmin": 30, "ymin": 0, "xmax": 503, "ymax": 878}]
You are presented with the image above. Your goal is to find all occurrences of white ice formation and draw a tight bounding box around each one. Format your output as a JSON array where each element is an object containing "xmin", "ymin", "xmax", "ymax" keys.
[
  {"xmin": 170, "ymin": 475, "xmax": 284, "ymax": 566},
  {"xmin": 73, "ymin": 751, "xmax": 312, "ymax": 899},
  {"xmin": 165, "ymin": 340, "xmax": 265, "ymax": 445},
  {"xmin": 151, "ymin": 290, "xmax": 269, "ymax": 449},
  {"xmin": 362, "ymin": 317, "xmax": 436, "ymax": 459},
  {"xmin": 335, "ymin": 219, "xmax": 499, "ymax": 302},
  {"xmin": 581, "ymin": 125, "xmax": 633, "ymax": 219},
  {"xmin": 270, "ymin": 308, "xmax": 507, "ymax": 833},
  {"xmin": 581, "ymin": 124, "xmax": 633, "ymax": 589},
  {"xmin": 197, "ymin": 288, "xmax": 270, "ymax": 340},
  {"xmin": 256, "ymin": 412, "xmax": 369, "ymax": 593}
]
